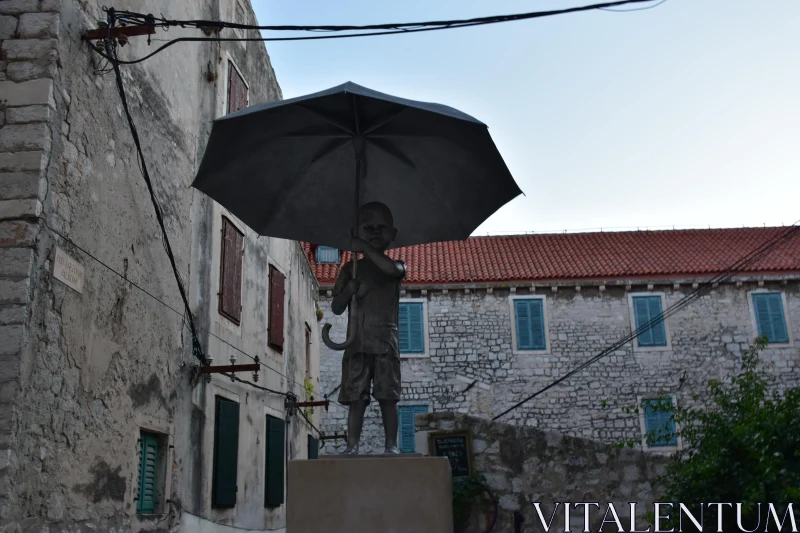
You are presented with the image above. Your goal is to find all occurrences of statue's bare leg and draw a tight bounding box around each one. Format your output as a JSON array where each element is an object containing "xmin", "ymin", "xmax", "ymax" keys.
[
  {"xmin": 342, "ymin": 400, "xmax": 368, "ymax": 455},
  {"xmin": 380, "ymin": 400, "xmax": 400, "ymax": 454}
]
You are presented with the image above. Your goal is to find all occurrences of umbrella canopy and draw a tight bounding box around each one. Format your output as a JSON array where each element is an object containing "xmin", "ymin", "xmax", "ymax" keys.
[{"xmin": 192, "ymin": 82, "xmax": 522, "ymax": 250}]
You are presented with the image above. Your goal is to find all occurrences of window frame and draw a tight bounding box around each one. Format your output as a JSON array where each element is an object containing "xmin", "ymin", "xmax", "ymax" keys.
[
  {"xmin": 748, "ymin": 290, "xmax": 794, "ymax": 347},
  {"xmin": 509, "ymin": 295, "xmax": 551, "ymax": 355},
  {"xmin": 628, "ymin": 292, "xmax": 672, "ymax": 352},
  {"xmin": 315, "ymin": 246, "xmax": 339, "ymax": 265},
  {"xmin": 267, "ymin": 263, "xmax": 286, "ymax": 353},
  {"xmin": 637, "ymin": 395, "xmax": 681, "ymax": 452},
  {"xmin": 136, "ymin": 430, "xmax": 167, "ymax": 515},
  {"xmin": 398, "ymin": 298, "xmax": 429, "ymax": 358}
]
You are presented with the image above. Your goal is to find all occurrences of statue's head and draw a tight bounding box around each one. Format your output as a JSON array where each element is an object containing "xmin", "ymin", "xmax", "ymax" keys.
[{"xmin": 357, "ymin": 202, "xmax": 397, "ymax": 252}]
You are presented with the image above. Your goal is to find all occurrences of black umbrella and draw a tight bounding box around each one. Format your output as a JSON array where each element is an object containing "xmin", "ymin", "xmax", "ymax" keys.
[{"xmin": 192, "ymin": 82, "xmax": 522, "ymax": 349}]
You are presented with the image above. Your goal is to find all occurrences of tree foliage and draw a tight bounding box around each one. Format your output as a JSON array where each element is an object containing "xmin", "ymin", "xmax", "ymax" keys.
[{"xmin": 618, "ymin": 337, "xmax": 800, "ymax": 531}]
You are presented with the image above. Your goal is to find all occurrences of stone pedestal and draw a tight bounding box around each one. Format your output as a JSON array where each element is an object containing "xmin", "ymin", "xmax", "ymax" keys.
[{"xmin": 287, "ymin": 455, "xmax": 454, "ymax": 533}]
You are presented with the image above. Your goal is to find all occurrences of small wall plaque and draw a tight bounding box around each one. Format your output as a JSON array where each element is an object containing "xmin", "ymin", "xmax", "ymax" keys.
[
  {"xmin": 428, "ymin": 430, "xmax": 474, "ymax": 478},
  {"xmin": 53, "ymin": 246, "xmax": 85, "ymax": 294}
]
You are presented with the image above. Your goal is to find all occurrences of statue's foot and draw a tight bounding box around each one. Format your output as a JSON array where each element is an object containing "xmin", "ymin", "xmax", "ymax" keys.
[
  {"xmin": 383, "ymin": 445, "xmax": 400, "ymax": 454},
  {"xmin": 341, "ymin": 445, "xmax": 359, "ymax": 455}
]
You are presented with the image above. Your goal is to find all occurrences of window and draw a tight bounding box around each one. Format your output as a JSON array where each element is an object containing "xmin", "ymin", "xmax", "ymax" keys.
[
  {"xmin": 307, "ymin": 434, "xmax": 319, "ymax": 460},
  {"xmin": 212, "ymin": 396, "xmax": 240, "ymax": 508},
  {"xmin": 268, "ymin": 265, "xmax": 286, "ymax": 352},
  {"xmin": 265, "ymin": 415, "xmax": 285, "ymax": 507},
  {"xmin": 316, "ymin": 246, "xmax": 339, "ymax": 265},
  {"xmin": 136, "ymin": 431, "xmax": 165, "ymax": 514},
  {"xmin": 399, "ymin": 405, "xmax": 428, "ymax": 453},
  {"xmin": 227, "ymin": 61, "xmax": 248, "ymax": 114},
  {"xmin": 752, "ymin": 292, "xmax": 790, "ymax": 344},
  {"xmin": 513, "ymin": 298, "xmax": 547, "ymax": 351},
  {"xmin": 399, "ymin": 301, "xmax": 425, "ymax": 355},
  {"xmin": 641, "ymin": 398, "xmax": 677, "ymax": 448},
  {"xmin": 632, "ymin": 295, "xmax": 668, "ymax": 347},
  {"xmin": 219, "ymin": 217, "xmax": 244, "ymax": 325}
]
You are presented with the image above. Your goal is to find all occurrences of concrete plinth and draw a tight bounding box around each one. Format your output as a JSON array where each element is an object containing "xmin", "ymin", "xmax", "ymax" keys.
[{"xmin": 287, "ymin": 455, "xmax": 454, "ymax": 533}]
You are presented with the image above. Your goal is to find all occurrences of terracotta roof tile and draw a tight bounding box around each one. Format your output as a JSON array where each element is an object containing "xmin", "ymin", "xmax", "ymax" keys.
[{"xmin": 303, "ymin": 227, "xmax": 800, "ymax": 286}]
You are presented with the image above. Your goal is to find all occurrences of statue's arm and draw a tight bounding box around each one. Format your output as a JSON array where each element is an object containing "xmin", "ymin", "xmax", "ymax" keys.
[{"xmin": 331, "ymin": 263, "xmax": 356, "ymax": 315}]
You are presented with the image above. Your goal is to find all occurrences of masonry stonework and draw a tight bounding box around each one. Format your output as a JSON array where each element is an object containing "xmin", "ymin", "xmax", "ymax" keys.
[
  {"xmin": 319, "ymin": 279, "xmax": 800, "ymax": 454},
  {"xmin": 1, "ymin": 1, "xmax": 318, "ymax": 532}
]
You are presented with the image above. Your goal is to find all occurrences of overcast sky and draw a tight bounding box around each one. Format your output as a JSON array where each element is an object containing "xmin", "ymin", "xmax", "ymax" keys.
[{"xmin": 251, "ymin": 0, "xmax": 800, "ymax": 236}]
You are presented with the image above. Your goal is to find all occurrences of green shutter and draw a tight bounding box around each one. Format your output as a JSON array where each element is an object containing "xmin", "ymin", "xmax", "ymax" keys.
[
  {"xmin": 753, "ymin": 293, "xmax": 789, "ymax": 344},
  {"xmin": 137, "ymin": 433, "xmax": 159, "ymax": 513},
  {"xmin": 515, "ymin": 300, "xmax": 546, "ymax": 350},
  {"xmin": 398, "ymin": 406, "xmax": 416, "ymax": 453},
  {"xmin": 515, "ymin": 300, "xmax": 532, "ymax": 349},
  {"xmin": 307, "ymin": 435, "xmax": 319, "ymax": 459},
  {"xmin": 398, "ymin": 303, "xmax": 410, "ymax": 353},
  {"xmin": 408, "ymin": 303, "xmax": 424, "ymax": 353},
  {"xmin": 399, "ymin": 405, "xmax": 428, "ymax": 453},
  {"xmin": 642, "ymin": 399, "xmax": 677, "ymax": 447},
  {"xmin": 265, "ymin": 416, "xmax": 285, "ymax": 507},
  {"xmin": 634, "ymin": 296, "xmax": 667, "ymax": 347},
  {"xmin": 212, "ymin": 397, "xmax": 239, "ymax": 508}
]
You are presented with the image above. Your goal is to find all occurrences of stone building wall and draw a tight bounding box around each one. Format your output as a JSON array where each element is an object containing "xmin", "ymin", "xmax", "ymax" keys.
[
  {"xmin": 0, "ymin": 1, "xmax": 318, "ymax": 532},
  {"xmin": 318, "ymin": 278, "xmax": 800, "ymax": 454},
  {"xmin": 415, "ymin": 412, "xmax": 670, "ymax": 533}
]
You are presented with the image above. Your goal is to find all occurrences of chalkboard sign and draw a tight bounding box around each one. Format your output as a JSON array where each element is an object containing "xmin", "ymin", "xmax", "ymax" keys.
[{"xmin": 428, "ymin": 430, "xmax": 474, "ymax": 478}]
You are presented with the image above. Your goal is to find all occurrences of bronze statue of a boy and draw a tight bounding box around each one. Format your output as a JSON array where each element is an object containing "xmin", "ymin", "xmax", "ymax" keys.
[{"xmin": 331, "ymin": 202, "xmax": 406, "ymax": 454}]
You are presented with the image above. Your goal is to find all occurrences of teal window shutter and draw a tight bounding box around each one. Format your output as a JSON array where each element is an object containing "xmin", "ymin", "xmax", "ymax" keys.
[
  {"xmin": 307, "ymin": 435, "xmax": 319, "ymax": 459},
  {"xmin": 316, "ymin": 246, "xmax": 339, "ymax": 264},
  {"xmin": 212, "ymin": 397, "xmax": 240, "ymax": 508},
  {"xmin": 265, "ymin": 416, "xmax": 285, "ymax": 507},
  {"xmin": 633, "ymin": 296, "xmax": 667, "ymax": 347},
  {"xmin": 642, "ymin": 399, "xmax": 677, "ymax": 447},
  {"xmin": 753, "ymin": 293, "xmax": 789, "ymax": 344},
  {"xmin": 514, "ymin": 299, "xmax": 546, "ymax": 350},
  {"xmin": 137, "ymin": 432, "xmax": 159, "ymax": 513},
  {"xmin": 399, "ymin": 302, "xmax": 425, "ymax": 354},
  {"xmin": 398, "ymin": 405, "xmax": 428, "ymax": 453}
]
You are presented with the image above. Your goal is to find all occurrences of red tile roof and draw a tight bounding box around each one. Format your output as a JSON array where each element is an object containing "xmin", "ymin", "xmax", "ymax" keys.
[{"xmin": 303, "ymin": 227, "xmax": 800, "ymax": 287}]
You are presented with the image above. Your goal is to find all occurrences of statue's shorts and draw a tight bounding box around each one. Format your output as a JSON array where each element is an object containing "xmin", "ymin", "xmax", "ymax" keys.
[{"xmin": 338, "ymin": 350, "xmax": 401, "ymax": 404}]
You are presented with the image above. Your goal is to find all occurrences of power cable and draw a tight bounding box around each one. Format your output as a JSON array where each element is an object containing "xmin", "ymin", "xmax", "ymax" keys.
[
  {"xmin": 104, "ymin": 15, "xmax": 205, "ymax": 366},
  {"xmin": 36, "ymin": 214, "xmax": 311, "ymax": 397},
  {"xmin": 492, "ymin": 221, "xmax": 800, "ymax": 420},
  {"xmin": 88, "ymin": 0, "xmax": 665, "ymax": 65},
  {"xmin": 599, "ymin": 0, "xmax": 669, "ymax": 12}
]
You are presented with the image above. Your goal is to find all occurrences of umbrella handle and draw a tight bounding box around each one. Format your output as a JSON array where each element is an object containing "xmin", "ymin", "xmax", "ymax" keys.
[{"xmin": 321, "ymin": 296, "xmax": 358, "ymax": 350}]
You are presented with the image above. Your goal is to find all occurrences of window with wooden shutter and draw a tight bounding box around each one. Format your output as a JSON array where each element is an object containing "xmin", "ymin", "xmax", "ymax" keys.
[
  {"xmin": 514, "ymin": 299, "xmax": 546, "ymax": 351},
  {"xmin": 633, "ymin": 296, "xmax": 667, "ymax": 347},
  {"xmin": 212, "ymin": 396, "xmax": 240, "ymax": 508},
  {"xmin": 399, "ymin": 405, "xmax": 428, "ymax": 453},
  {"xmin": 265, "ymin": 416, "xmax": 285, "ymax": 507},
  {"xmin": 752, "ymin": 293, "xmax": 790, "ymax": 344},
  {"xmin": 307, "ymin": 434, "xmax": 319, "ymax": 459},
  {"xmin": 305, "ymin": 324, "xmax": 311, "ymax": 379},
  {"xmin": 137, "ymin": 432, "xmax": 160, "ymax": 514},
  {"xmin": 219, "ymin": 217, "xmax": 244, "ymax": 325},
  {"xmin": 399, "ymin": 302, "xmax": 425, "ymax": 354},
  {"xmin": 642, "ymin": 398, "xmax": 677, "ymax": 447},
  {"xmin": 268, "ymin": 265, "xmax": 286, "ymax": 352},
  {"xmin": 227, "ymin": 61, "xmax": 248, "ymax": 114}
]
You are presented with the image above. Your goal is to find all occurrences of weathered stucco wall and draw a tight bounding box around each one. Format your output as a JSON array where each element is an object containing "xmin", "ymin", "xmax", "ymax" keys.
[
  {"xmin": 319, "ymin": 279, "xmax": 800, "ymax": 454},
  {"xmin": 0, "ymin": 0, "xmax": 318, "ymax": 532},
  {"xmin": 416, "ymin": 412, "xmax": 669, "ymax": 533}
]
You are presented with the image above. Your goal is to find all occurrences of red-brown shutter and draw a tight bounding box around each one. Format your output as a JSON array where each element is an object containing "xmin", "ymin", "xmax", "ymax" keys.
[
  {"xmin": 219, "ymin": 217, "xmax": 244, "ymax": 324},
  {"xmin": 227, "ymin": 62, "xmax": 248, "ymax": 114},
  {"xmin": 268, "ymin": 265, "xmax": 285, "ymax": 351}
]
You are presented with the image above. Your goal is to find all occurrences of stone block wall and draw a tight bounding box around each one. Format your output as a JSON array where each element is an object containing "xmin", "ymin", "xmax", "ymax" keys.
[
  {"xmin": 318, "ymin": 279, "xmax": 800, "ymax": 454},
  {"xmin": 416, "ymin": 412, "xmax": 670, "ymax": 533}
]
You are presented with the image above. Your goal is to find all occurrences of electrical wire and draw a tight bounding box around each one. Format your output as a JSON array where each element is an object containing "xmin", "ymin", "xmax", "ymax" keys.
[
  {"xmin": 36, "ymin": 214, "xmax": 312, "ymax": 398},
  {"xmin": 599, "ymin": 0, "xmax": 669, "ymax": 12},
  {"xmin": 492, "ymin": 221, "xmax": 800, "ymax": 420},
  {"xmin": 88, "ymin": 0, "xmax": 665, "ymax": 65}
]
